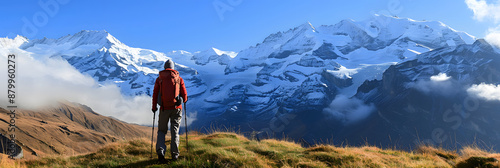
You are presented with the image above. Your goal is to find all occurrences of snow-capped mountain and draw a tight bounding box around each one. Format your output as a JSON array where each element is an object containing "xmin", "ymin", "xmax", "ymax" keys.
[
  {"xmin": 344, "ymin": 39, "xmax": 500, "ymax": 149},
  {"xmin": 200, "ymin": 15, "xmax": 476, "ymax": 125},
  {"xmin": 5, "ymin": 15, "xmax": 500, "ymax": 150},
  {"xmin": 192, "ymin": 47, "xmax": 236, "ymax": 65},
  {"xmin": 18, "ymin": 30, "xmax": 206, "ymax": 96}
]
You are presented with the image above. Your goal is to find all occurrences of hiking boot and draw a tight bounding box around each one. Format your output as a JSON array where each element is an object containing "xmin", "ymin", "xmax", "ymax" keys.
[
  {"xmin": 157, "ymin": 154, "xmax": 166, "ymax": 163},
  {"xmin": 172, "ymin": 155, "xmax": 179, "ymax": 161},
  {"xmin": 157, "ymin": 149, "xmax": 166, "ymax": 163}
]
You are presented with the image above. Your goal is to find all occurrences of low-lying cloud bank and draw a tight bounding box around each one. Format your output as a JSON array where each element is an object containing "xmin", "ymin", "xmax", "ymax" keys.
[
  {"xmin": 0, "ymin": 44, "xmax": 196, "ymax": 126},
  {"xmin": 323, "ymin": 95, "xmax": 376, "ymax": 124},
  {"xmin": 412, "ymin": 73, "xmax": 459, "ymax": 96}
]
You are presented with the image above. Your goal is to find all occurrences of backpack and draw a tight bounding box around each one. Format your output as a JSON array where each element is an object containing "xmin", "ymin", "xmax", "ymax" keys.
[{"xmin": 157, "ymin": 69, "xmax": 182, "ymax": 109}]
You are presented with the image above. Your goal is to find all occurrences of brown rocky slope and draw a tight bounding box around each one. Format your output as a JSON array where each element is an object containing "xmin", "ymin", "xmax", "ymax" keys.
[{"xmin": 0, "ymin": 101, "xmax": 152, "ymax": 159}]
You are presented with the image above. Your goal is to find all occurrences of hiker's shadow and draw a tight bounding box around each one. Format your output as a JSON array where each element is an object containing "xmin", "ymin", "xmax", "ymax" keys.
[{"xmin": 115, "ymin": 157, "xmax": 186, "ymax": 168}]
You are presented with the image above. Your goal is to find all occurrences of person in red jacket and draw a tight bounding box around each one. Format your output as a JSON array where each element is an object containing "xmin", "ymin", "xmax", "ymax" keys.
[{"xmin": 152, "ymin": 59, "xmax": 187, "ymax": 162}]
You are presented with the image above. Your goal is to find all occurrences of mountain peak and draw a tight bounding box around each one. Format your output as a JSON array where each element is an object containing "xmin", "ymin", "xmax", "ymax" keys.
[
  {"xmin": 211, "ymin": 47, "xmax": 223, "ymax": 55},
  {"xmin": 75, "ymin": 30, "xmax": 109, "ymax": 37},
  {"xmin": 471, "ymin": 39, "xmax": 495, "ymax": 51},
  {"xmin": 296, "ymin": 21, "xmax": 318, "ymax": 33},
  {"xmin": 306, "ymin": 21, "xmax": 317, "ymax": 32},
  {"xmin": 72, "ymin": 30, "xmax": 123, "ymax": 47},
  {"xmin": 332, "ymin": 14, "xmax": 476, "ymax": 44},
  {"xmin": 193, "ymin": 47, "xmax": 237, "ymax": 57},
  {"xmin": 0, "ymin": 35, "xmax": 29, "ymax": 48},
  {"xmin": 20, "ymin": 30, "xmax": 124, "ymax": 52},
  {"xmin": 211, "ymin": 47, "xmax": 237, "ymax": 57}
]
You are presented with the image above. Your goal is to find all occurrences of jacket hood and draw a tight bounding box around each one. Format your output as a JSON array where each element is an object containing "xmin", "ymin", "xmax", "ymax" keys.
[{"xmin": 159, "ymin": 69, "xmax": 179, "ymax": 78}]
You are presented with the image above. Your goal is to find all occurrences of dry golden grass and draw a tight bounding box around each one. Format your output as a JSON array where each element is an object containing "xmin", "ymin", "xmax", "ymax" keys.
[
  {"xmin": 18, "ymin": 131, "xmax": 500, "ymax": 168},
  {"xmin": 461, "ymin": 146, "xmax": 492, "ymax": 158},
  {"xmin": 305, "ymin": 145, "xmax": 451, "ymax": 167},
  {"xmin": 455, "ymin": 146, "xmax": 500, "ymax": 168},
  {"xmin": 415, "ymin": 145, "xmax": 500, "ymax": 168},
  {"xmin": 0, "ymin": 154, "xmax": 26, "ymax": 168}
]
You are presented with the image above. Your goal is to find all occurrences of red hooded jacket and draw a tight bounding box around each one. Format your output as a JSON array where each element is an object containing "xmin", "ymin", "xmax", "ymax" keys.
[{"xmin": 152, "ymin": 69, "xmax": 188, "ymax": 110}]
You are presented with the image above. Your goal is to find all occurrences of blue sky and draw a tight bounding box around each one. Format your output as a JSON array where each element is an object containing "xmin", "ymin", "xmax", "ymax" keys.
[{"xmin": 0, "ymin": 0, "xmax": 495, "ymax": 53}]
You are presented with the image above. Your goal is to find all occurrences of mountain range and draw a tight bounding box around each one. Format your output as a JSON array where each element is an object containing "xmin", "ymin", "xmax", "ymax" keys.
[{"xmin": 2, "ymin": 14, "xmax": 500, "ymax": 151}]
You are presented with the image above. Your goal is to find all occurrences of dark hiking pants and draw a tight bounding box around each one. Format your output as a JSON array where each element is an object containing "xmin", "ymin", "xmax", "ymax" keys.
[{"xmin": 156, "ymin": 108, "xmax": 182, "ymax": 158}]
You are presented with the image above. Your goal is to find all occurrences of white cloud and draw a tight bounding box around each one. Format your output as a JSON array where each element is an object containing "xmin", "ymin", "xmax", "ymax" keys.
[
  {"xmin": 467, "ymin": 83, "xmax": 500, "ymax": 101},
  {"xmin": 430, "ymin": 73, "xmax": 451, "ymax": 82},
  {"xmin": 0, "ymin": 47, "xmax": 162, "ymax": 126},
  {"xmin": 323, "ymin": 95, "xmax": 376, "ymax": 124},
  {"xmin": 465, "ymin": 0, "xmax": 500, "ymax": 22},
  {"xmin": 485, "ymin": 26, "xmax": 500, "ymax": 48},
  {"xmin": 412, "ymin": 73, "xmax": 457, "ymax": 96},
  {"xmin": 466, "ymin": 0, "xmax": 500, "ymax": 47}
]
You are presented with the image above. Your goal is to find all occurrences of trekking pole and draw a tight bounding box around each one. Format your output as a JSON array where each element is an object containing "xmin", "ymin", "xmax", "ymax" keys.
[
  {"xmin": 151, "ymin": 111, "xmax": 156, "ymax": 159},
  {"xmin": 184, "ymin": 103, "xmax": 189, "ymax": 155}
]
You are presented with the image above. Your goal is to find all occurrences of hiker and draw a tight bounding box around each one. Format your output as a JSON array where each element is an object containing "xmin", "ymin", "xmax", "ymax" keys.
[{"xmin": 152, "ymin": 59, "xmax": 188, "ymax": 162}]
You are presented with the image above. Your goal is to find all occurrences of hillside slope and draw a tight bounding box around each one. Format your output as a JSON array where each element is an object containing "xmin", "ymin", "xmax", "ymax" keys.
[
  {"xmin": 14, "ymin": 132, "xmax": 500, "ymax": 168},
  {"xmin": 0, "ymin": 102, "xmax": 151, "ymax": 159}
]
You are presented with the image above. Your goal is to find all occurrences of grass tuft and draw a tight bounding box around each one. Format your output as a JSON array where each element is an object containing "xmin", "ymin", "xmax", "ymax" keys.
[
  {"xmin": 0, "ymin": 154, "xmax": 26, "ymax": 168},
  {"xmin": 456, "ymin": 156, "xmax": 499, "ymax": 168}
]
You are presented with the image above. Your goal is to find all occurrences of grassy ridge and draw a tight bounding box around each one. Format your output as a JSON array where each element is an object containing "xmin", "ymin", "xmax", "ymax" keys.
[{"xmin": 6, "ymin": 132, "xmax": 500, "ymax": 167}]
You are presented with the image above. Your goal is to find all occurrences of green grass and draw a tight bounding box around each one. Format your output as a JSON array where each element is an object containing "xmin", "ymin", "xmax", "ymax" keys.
[{"xmin": 18, "ymin": 132, "xmax": 500, "ymax": 168}]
